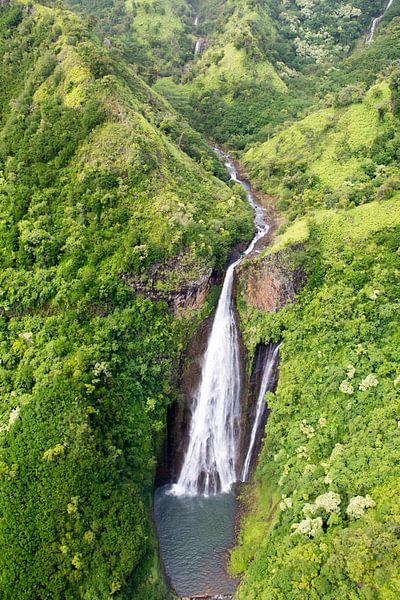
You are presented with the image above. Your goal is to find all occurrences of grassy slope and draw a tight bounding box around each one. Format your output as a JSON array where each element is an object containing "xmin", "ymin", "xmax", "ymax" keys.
[
  {"xmin": 0, "ymin": 3, "xmax": 252, "ymax": 599},
  {"xmin": 244, "ymin": 80, "xmax": 391, "ymax": 195},
  {"xmin": 242, "ymin": 13, "xmax": 400, "ymax": 220},
  {"xmin": 126, "ymin": 0, "xmax": 194, "ymax": 78}
]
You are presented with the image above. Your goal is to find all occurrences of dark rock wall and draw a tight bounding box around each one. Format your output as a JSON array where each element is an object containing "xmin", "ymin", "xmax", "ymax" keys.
[
  {"xmin": 239, "ymin": 342, "xmax": 280, "ymax": 477},
  {"xmin": 156, "ymin": 315, "xmax": 213, "ymax": 484}
]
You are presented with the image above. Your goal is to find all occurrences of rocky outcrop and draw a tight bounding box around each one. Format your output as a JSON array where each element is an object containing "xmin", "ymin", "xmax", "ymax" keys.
[
  {"xmin": 121, "ymin": 252, "xmax": 214, "ymax": 315},
  {"xmin": 238, "ymin": 243, "xmax": 306, "ymax": 312}
]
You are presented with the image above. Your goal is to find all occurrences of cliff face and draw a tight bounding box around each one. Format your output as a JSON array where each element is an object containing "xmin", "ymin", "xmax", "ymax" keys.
[
  {"xmin": 239, "ymin": 342, "xmax": 280, "ymax": 475},
  {"xmin": 238, "ymin": 244, "xmax": 306, "ymax": 312},
  {"xmin": 121, "ymin": 246, "xmax": 225, "ymax": 316},
  {"xmin": 122, "ymin": 265, "xmax": 214, "ymax": 316},
  {"xmin": 156, "ymin": 315, "xmax": 213, "ymax": 484}
]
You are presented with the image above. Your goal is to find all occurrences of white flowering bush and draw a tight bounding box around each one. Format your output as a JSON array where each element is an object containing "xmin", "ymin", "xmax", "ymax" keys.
[
  {"xmin": 291, "ymin": 516, "xmax": 323, "ymax": 537},
  {"xmin": 368, "ymin": 289, "xmax": 380, "ymax": 300},
  {"xmin": 300, "ymin": 419, "xmax": 315, "ymax": 438},
  {"xmin": 359, "ymin": 374, "xmax": 378, "ymax": 391},
  {"xmin": 330, "ymin": 444, "xmax": 344, "ymax": 461},
  {"xmin": 296, "ymin": 445, "xmax": 308, "ymax": 459},
  {"xmin": 279, "ymin": 496, "xmax": 293, "ymax": 511},
  {"xmin": 303, "ymin": 492, "xmax": 341, "ymax": 516},
  {"xmin": 8, "ymin": 407, "xmax": 20, "ymax": 427},
  {"xmin": 340, "ymin": 380, "xmax": 354, "ymax": 394},
  {"xmin": 19, "ymin": 331, "xmax": 33, "ymax": 344},
  {"xmin": 303, "ymin": 463, "xmax": 316, "ymax": 475},
  {"xmin": 302, "ymin": 502, "xmax": 317, "ymax": 515},
  {"xmin": 92, "ymin": 361, "xmax": 112, "ymax": 380},
  {"xmin": 0, "ymin": 406, "xmax": 21, "ymax": 433},
  {"xmin": 346, "ymin": 495, "xmax": 375, "ymax": 519},
  {"xmin": 315, "ymin": 492, "xmax": 341, "ymax": 514}
]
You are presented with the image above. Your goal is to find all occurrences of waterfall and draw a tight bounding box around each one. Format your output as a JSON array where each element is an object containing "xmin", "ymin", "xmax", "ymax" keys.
[
  {"xmin": 241, "ymin": 344, "xmax": 280, "ymax": 482},
  {"xmin": 366, "ymin": 0, "xmax": 393, "ymax": 44},
  {"xmin": 194, "ymin": 39, "xmax": 203, "ymax": 55},
  {"xmin": 171, "ymin": 152, "xmax": 269, "ymax": 497},
  {"xmin": 194, "ymin": 17, "xmax": 203, "ymax": 55}
]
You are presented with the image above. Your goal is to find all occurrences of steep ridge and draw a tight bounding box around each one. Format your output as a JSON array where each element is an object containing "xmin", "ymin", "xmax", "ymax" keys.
[{"xmin": 232, "ymin": 196, "xmax": 400, "ymax": 598}]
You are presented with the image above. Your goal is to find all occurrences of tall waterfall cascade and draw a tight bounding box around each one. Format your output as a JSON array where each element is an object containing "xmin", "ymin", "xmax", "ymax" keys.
[
  {"xmin": 241, "ymin": 344, "xmax": 280, "ymax": 482},
  {"xmin": 171, "ymin": 152, "xmax": 270, "ymax": 497},
  {"xmin": 366, "ymin": 0, "xmax": 393, "ymax": 44}
]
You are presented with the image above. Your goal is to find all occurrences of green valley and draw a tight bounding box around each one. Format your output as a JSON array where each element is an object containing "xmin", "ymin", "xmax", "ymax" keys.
[{"xmin": 0, "ymin": 0, "xmax": 399, "ymax": 598}]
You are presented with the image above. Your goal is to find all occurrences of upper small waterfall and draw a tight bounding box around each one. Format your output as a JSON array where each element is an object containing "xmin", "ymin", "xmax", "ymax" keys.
[
  {"xmin": 241, "ymin": 344, "xmax": 280, "ymax": 482},
  {"xmin": 171, "ymin": 152, "xmax": 269, "ymax": 497},
  {"xmin": 366, "ymin": 0, "xmax": 393, "ymax": 44}
]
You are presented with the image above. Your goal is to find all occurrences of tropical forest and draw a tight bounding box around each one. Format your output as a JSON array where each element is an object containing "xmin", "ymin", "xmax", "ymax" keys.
[{"xmin": 0, "ymin": 0, "xmax": 399, "ymax": 598}]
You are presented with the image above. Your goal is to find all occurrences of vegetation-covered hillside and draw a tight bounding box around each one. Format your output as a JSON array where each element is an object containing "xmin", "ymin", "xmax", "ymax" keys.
[
  {"xmin": 0, "ymin": 2, "xmax": 252, "ymax": 598},
  {"xmin": 233, "ymin": 196, "xmax": 400, "ymax": 598},
  {"xmin": 244, "ymin": 74, "xmax": 400, "ymax": 219},
  {"xmin": 1, "ymin": 0, "xmax": 400, "ymax": 598},
  {"xmin": 155, "ymin": 0, "xmax": 391, "ymax": 147}
]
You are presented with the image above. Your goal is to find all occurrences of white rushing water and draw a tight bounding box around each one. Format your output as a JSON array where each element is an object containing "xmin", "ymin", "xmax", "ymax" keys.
[
  {"xmin": 241, "ymin": 344, "xmax": 280, "ymax": 482},
  {"xmin": 171, "ymin": 152, "xmax": 269, "ymax": 497},
  {"xmin": 194, "ymin": 16, "xmax": 203, "ymax": 55},
  {"xmin": 194, "ymin": 38, "xmax": 203, "ymax": 55},
  {"xmin": 366, "ymin": 0, "xmax": 394, "ymax": 44}
]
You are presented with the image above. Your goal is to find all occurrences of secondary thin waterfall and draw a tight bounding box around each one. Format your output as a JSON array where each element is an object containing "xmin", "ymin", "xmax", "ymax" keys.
[
  {"xmin": 171, "ymin": 152, "xmax": 269, "ymax": 497},
  {"xmin": 241, "ymin": 344, "xmax": 280, "ymax": 482},
  {"xmin": 194, "ymin": 39, "xmax": 203, "ymax": 55},
  {"xmin": 366, "ymin": 0, "xmax": 393, "ymax": 44},
  {"xmin": 194, "ymin": 15, "xmax": 204, "ymax": 55}
]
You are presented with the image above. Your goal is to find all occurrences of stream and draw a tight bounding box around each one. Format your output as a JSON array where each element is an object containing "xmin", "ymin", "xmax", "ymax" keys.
[{"xmin": 154, "ymin": 153, "xmax": 278, "ymax": 597}]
